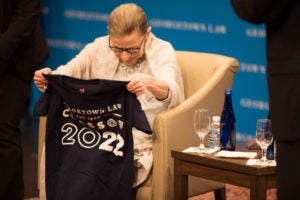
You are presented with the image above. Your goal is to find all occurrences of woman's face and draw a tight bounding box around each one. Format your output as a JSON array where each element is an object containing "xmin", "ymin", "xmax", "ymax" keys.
[{"xmin": 109, "ymin": 28, "xmax": 149, "ymax": 65}]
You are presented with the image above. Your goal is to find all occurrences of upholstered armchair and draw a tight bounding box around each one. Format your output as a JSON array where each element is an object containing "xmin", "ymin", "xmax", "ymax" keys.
[
  {"xmin": 37, "ymin": 51, "xmax": 239, "ymax": 200},
  {"xmin": 135, "ymin": 51, "xmax": 239, "ymax": 200}
]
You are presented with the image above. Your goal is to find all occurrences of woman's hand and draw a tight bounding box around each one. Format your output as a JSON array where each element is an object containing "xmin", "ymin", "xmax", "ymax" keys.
[
  {"xmin": 33, "ymin": 67, "xmax": 52, "ymax": 91},
  {"xmin": 127, "ymin": 76, "xmax": 169, "ymax": 100}
]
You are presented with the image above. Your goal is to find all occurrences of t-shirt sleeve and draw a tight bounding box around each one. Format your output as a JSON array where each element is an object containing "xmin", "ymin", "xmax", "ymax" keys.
[{"xmin": 33, "ymin": 88, "xmax": 51, "ymax": 116}]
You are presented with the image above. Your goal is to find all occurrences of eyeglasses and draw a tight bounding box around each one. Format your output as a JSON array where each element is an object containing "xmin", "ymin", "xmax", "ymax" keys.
[{"xmin": 109, "ymin": 37, "xmax": 146, "ymax": 55}]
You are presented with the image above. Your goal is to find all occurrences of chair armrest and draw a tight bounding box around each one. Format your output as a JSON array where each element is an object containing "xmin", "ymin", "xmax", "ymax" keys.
[{"xmin": 37, "ymin": 116, "xmax": 47, "ymax": 189}]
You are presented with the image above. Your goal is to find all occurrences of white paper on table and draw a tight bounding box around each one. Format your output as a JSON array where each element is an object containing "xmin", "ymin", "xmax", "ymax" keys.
[
  {"xmin": 247, "ymin": 159, "xmax": 276, "ymax": 166},
  {"xmin": 215, "ymin": 150, "xmax": 257, "ymax": 158},
  {"xmin": 182, "ymin": 147, "xmax": 218, "ymax": 154}
]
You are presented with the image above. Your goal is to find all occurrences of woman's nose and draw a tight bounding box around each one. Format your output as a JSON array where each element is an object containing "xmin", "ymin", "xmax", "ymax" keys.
[{"xmin": 119, "ymin": 52, "xmax": 132, "ymax": 62}]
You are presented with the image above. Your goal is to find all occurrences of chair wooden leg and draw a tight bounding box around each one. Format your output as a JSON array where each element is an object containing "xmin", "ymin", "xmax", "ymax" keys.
[{"xmin": 214, "ymin": 187, "xmax": 226, "ymax": 200}]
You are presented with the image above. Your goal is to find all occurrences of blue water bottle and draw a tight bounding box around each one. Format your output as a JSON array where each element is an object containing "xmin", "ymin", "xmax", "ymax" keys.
[
  {"xmin": 220, "ymin": 89, "xmax": 236, "ymax": 151},
  {"xmin": 267, "ymin": 140, "xmax": 276, "ymax": 160},
  {"xmin": 266, "ymin": 114, "xmax": 276, "ymax": 160}
]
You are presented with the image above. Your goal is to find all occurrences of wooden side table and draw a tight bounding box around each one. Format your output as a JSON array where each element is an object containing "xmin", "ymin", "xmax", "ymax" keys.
[{"xmin": 171, "ymin": 145, "xmax": 276, "ymax": 200}]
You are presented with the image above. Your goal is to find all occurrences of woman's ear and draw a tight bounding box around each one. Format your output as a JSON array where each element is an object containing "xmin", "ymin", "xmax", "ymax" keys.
[{"xmin": 146, "ymin": 26, "xmax": 152, "ymax": 37}]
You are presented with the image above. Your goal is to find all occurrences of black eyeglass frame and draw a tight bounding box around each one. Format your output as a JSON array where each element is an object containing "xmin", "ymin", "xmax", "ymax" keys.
[{"xmin": 109, "ymin": 37, "xmax": 146, "ymax": 55}]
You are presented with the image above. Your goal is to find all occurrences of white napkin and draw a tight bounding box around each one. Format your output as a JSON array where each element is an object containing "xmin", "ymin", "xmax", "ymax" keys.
[
  {"xmin": 215, "ymin": 150, "xmax": 257, "ymax": 158},
  {"xmin": 247, "ymin": 159, "xmax": 276, "ymax": 166},
  {"xmin": 182, "ymin": 147, "xmax": 218, "ymax": 154}
]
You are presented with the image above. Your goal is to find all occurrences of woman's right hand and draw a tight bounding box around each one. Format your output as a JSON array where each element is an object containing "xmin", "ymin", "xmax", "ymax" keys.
[{"xmin": 33, "ymin": 67, "xmax": 52, "ymax": 91}]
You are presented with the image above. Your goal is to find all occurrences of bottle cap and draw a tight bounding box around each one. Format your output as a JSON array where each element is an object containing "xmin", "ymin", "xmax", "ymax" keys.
[
  {"xmin": 224, "ymin": 89, "xmax": 232, "ymax": 94},
  {"xmin": 212, "ymin": 116, "xmax": 220, "ymax": 122}
]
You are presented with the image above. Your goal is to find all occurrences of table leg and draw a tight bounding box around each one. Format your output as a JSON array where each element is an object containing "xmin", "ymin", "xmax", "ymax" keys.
[
  {"xmin": 250, "ymin": 176, "xmax": 267, "ymax": 200},
  {"xmin": 173, "ymin": 158, "xmax": 188, "ymax": 200}
]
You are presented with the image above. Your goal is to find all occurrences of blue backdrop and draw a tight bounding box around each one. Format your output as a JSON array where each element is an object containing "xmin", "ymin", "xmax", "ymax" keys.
[{"xmin": 33, "ymin": 0, "xmax": 269, "ymax": 142}]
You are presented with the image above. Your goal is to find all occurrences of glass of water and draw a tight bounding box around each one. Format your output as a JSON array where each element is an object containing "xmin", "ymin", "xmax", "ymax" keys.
[{"xmin": 256, "ymin": 119, "xmax": 273, "ymax": 164}]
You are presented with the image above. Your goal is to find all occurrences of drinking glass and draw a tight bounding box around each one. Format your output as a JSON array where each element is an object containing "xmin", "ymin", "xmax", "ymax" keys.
[
  {"xmin": 256, "ymin": 119, "xmax": 273, "ymax": 164},
  {"xmin": 194, "ymin": 108, "xmax": 210, "ymax": 153}
]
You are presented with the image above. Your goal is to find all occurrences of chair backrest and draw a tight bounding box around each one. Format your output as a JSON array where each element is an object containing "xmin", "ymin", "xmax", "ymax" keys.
[
  {"xmin": 176, "ymin": 51, "xmax": 239, "ymax": 99},
  {"xmin": 151, "ymin": 51, "xmax": 239, "ymax": 200}
]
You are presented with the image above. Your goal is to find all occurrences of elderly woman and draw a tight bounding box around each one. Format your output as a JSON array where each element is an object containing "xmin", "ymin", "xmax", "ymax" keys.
[{"xmin": 34, "ymin": 3, "xmax": 184, "ymax": 199}]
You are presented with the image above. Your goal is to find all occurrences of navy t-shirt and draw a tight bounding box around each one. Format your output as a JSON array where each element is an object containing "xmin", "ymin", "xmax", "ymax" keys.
[{"xmin": 34, "ymin": 74, "xmax": 152, "ymax": 200}]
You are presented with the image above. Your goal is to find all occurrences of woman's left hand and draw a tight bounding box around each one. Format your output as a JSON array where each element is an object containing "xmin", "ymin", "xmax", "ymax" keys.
[{"xmin": 127, "ymin": 76, "xmax": 169, "ymax": 100}]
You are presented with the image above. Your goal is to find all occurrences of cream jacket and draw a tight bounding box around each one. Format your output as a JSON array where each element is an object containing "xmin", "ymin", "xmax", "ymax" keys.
[{"xmin": 53, "ymin": 33, "xmax": 184, "ymax": 109}]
